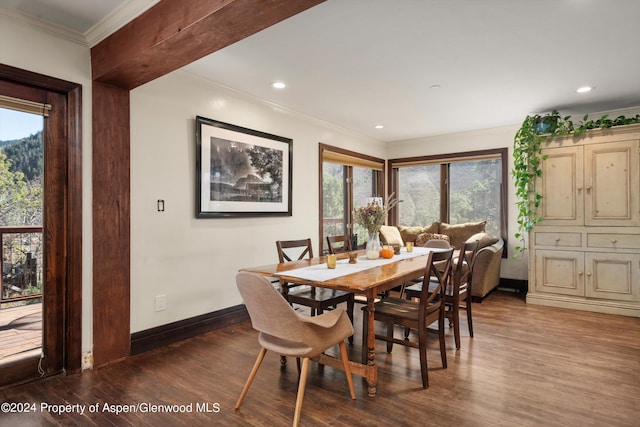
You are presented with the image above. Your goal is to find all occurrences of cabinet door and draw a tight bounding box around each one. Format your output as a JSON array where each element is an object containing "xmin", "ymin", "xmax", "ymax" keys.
[
  {"xmin": 535, "ymin": 250, "xmax": 584, "ymax": 296},
  {"xmin": 585, "ymin": 252, "xmax": 640, "ymax": 301},
  {"xmin": 539, "ymin": 146, "xmax": 584, "ymax": 226},
  {"xmin": 585, "ymin": 139, "xmax": 640, "ymax": 226}
]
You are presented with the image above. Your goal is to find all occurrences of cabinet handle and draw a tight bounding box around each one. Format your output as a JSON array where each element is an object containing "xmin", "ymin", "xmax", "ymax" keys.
[
  {"xmin": 587, "ymin": 272, "xmax": 592, "ymax": 277},
  {"xmin": 555, "ymin": 238, "xmax": 561, "ymax": 242},
  {"xmin": 578, "ymin": 271, "xmax": 583, "ymax": 276},
  {"xmin": 611, "ymin": 239, "xmax": 617, "ymax": 244},
  {"xmin": 586, "ymin": 185, "xmax": 591, "ymax": 191}
]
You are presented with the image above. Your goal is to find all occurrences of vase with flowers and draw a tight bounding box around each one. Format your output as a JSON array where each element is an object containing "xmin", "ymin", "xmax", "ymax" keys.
[{"xmin": 353, "ymin": 194, "xmax": 399, "ymax": 260}]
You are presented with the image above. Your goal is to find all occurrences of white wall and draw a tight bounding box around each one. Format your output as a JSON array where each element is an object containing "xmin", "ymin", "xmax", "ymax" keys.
[
  {"xmin": 129, "ymin": 71, "xmax": 385, "ymax": 332},
  {"xmin": 0, "ymin": 12, "xmax": 94, "ymax": 355}
]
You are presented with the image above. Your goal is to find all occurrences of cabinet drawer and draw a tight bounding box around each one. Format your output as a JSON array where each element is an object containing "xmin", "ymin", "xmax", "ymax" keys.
[
  {"xmin": 535, "ymin": 232, "xmax": 582, "ymax": 247},
  {"xmin": 587, "ymin": 233, "xmax": 640, "ymax": 249}
]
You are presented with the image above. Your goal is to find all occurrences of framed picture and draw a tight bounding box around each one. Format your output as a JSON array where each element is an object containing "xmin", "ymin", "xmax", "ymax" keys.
[{"xmin": 196, "ymin": 116, "xmax": 292, "ymax": 218}]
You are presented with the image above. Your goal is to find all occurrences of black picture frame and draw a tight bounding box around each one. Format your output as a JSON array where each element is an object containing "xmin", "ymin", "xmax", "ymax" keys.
[{"xmin": 195, "ymin": 116, "xmax": 292, "ymax": 218}]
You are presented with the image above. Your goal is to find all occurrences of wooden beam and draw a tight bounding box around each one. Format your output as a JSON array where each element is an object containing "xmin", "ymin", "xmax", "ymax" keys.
[
  {"xmin": 91, "ymin": 0, "xmax": 325, "ymax": 90},
  {"xmin": 92, "ymin": 82, "xmax": 131, "ymax": 367}
]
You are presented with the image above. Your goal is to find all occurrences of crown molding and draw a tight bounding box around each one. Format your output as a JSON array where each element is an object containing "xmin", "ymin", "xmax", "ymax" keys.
[
  {"xmin": 85, "ymin": 0, "xmax": 161, "ymax": 47},
  {"xmin": 0, "ymin": 6, "xmax": 86, "ymax": 45}
]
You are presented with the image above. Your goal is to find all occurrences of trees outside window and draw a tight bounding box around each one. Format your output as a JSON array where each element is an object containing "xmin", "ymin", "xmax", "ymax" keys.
[{"xmin": 390, "ymin": 149, "xmax": 507, "ymax": 246}]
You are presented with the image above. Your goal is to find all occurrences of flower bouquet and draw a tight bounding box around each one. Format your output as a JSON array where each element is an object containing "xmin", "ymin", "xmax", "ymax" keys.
[{"xmin": 353, "ymin": 194, "xmax": 399, "ymax": 259}]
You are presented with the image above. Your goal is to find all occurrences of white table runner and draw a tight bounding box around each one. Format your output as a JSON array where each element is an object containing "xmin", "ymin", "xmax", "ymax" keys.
[{"xmin": 274, "ymin": 246, "xmax": 439, "ymax": 282}]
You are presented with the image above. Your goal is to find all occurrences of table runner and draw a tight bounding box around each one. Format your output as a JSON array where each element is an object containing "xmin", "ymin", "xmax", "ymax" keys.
[{"xmin": 274, "ymin": 246, "xmax": 438, "ymax": 282}]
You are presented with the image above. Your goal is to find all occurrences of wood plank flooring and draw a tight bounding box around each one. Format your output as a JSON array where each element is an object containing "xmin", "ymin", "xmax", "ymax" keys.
[{"xmin": 1, "ymin": 291, "xmax": 639, "ymax": 426}]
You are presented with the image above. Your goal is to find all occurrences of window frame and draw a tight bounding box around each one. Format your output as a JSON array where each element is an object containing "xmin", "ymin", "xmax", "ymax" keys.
[
  {"xmin": 388, "ymin": 148, "xmax": 508, "ymax": 257},
  {"xmin": 319, "ymin": 144, "xmax": 385, "ymax": 254}
]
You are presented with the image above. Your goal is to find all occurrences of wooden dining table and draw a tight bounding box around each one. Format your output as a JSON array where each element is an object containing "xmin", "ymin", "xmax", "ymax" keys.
[{"xmin": 240, "ymin": 247, "xmax": 440, "ymax": 397}]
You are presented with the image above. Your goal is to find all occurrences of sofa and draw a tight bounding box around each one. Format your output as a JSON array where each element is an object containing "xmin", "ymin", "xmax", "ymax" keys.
[{"xmin": 379, "ymin": 221, "xmax": 504, "ymax": 299}]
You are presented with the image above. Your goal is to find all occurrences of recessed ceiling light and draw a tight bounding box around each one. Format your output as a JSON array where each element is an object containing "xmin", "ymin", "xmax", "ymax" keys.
[
  {"xmin": 271, "ymin": 81, "xmax": 286, "ymax": 89},
  {"xmin": 576, "ymin": 86, "xmax": 592, "ymax": 93},
  {"xmin": 430, "ymin": 84, "xmax": 441, "ymax": 89},
  {"xmin": 375, "ymin": 125, "xmax": 384, "ymax": 129}
]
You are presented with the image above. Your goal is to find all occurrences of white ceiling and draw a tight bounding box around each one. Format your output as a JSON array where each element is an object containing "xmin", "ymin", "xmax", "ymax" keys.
[{"xmin": 3, "ymin": 0, "xmax": 640, "ymax": 142}]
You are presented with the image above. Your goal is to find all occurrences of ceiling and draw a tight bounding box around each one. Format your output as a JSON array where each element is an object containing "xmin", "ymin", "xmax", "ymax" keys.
[{"xmin": 3, "ymin": 0, "xmax": 640, "ymax": 142}]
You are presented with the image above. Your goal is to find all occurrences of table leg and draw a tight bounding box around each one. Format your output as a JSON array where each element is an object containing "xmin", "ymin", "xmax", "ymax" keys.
[{"xmin": 362, "ymin": 296, "xmax": 377, "ymax": 397}]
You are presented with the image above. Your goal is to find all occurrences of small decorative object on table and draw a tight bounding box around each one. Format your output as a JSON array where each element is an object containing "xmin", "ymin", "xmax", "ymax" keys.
[
  {"xmin": 380, "ymin": 245, "xmax": 394, "ymax": 259},
  {"xmin": 353, "ymin": 194, "xmax": 399, "ymax": 260}
]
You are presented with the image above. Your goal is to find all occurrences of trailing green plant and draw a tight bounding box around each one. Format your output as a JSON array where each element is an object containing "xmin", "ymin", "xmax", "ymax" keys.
[{"xmin": 512, "ymin": 110, "xmax": 640, "ymax": 256}]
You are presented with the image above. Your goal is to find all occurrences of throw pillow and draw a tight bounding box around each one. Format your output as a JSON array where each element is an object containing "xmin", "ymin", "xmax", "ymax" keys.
[
  {"xmin": 398, "ymin": 222, "xmax": 439, "ymax": 242},
  {"xmin": 466, "ymin": 232, "xmax": 499, "ymax": 249},
  {"xmin": 379, "ymin": 225, "xmax": 404, "ymax": 246},
  {"xmin": 415, "ymin": 233, "xmax": 450, "ymax": 247},
  {"xmin": 439, "ymin": 221, "xmax": 486, "ymax": 249}
]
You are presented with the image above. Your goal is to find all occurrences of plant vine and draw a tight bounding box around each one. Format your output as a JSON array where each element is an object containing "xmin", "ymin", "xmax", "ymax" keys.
[{"xmin": 512, "ymin": 110, "xmax": 640, "ymax": 256}]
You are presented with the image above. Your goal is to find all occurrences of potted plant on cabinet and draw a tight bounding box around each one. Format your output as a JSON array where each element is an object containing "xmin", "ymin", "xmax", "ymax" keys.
[{"xmin": 512, "ymin": 110, "xmax": 640, "ymax": 256}]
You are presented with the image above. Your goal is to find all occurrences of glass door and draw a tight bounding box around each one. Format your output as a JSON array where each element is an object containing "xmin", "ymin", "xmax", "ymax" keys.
[{"xmin": 0, "ymin": 107, "xmax": 44, "ymax": 365}]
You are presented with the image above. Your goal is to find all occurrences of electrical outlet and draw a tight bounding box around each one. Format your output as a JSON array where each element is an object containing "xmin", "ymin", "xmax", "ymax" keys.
[
  {"xmin": 155, "ymin": 294, "xmax": 167, "ymax": 311},
  {"xmin": 82, "ymin": 351, "xmax": 93, "ymax": 370}
]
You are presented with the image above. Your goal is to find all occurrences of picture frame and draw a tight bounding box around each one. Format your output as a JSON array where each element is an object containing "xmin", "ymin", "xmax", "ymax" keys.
[{"xmin": 196, "ymin": 116, "xmax": 292, "ymax": 218}]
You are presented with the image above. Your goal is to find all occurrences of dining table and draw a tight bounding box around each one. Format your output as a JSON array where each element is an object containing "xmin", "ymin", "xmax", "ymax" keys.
[{"xmin": 240, "ymin": 246, "xmax": 443, "ymax": 397}]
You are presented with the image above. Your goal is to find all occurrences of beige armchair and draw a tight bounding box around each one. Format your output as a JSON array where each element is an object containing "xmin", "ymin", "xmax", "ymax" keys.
[{"xmin": 235, "ymin": 272, "xmax": 356, "ymax": 426}]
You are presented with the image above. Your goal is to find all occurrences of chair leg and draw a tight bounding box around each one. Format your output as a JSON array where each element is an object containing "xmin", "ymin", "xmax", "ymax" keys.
[
  {"xmin": 293, "ymin": 357, "xmax": 310, "ymax": 427},
  {"xmin": 347, "ymin": 295, "xmax": 355, "ymax": 344},
  {"xmin": 339, "ymin": 341, "xmax": 356, "ymax": 400},
  {"xmin": 438, "ymin": 309, "xmax": 448, "ymax": 369},
  {"xmin": 466, "ymin": 299, "xmax": 474, "ymax": 337},
  {"xmin": 235, "ymin": 347, "xmax": 267, "ymax": 410},
  {"xmin": 386, "ymin": 321, "xmax": 394, "ymax": 353},
  {"xmin": 418, "ymin": 325, "xmax": 429, "ymax": 388},
  {"xmin": 452, "ymin": 304, "xmax": 461, "ymax": 350}
]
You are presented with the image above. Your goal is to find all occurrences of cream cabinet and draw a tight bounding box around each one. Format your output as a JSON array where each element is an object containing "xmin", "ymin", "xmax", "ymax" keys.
[{"xmin": 527, "ymin": 125, "xmax": 640, "ymax": 317}]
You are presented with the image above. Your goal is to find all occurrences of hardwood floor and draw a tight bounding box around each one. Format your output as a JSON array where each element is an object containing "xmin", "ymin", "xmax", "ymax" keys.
[{"xmin": 1, "ymin": 291, "xmax": 639, "ymax": 426}]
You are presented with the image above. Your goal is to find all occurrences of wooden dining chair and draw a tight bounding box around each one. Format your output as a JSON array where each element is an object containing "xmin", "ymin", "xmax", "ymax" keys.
[
  {"xmin": 363, "ymin": 248, "xmax": 454, "ymax": 388},
  {"xmin": 326, "ymin": 235, "xmax": 353, "ymax": 254},
  {"xmin": 235, "ymin": 272, "xmax": 356, "ymax": 427},
  {"xmin": 405, "ymin": 240, "xmax": 480, "ymax": 349},
  {"xmin": 276, "ymin": 239, "xmax": 355, "ymax": 341}
]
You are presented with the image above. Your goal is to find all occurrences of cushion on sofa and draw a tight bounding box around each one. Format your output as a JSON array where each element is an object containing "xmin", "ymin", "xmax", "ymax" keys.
[
  {"xmin": 466, "ymin": 232, "xmax": 499, "ymax": 249},
  {"xmin": 379, "ymin": 225, "xmax": 404, "ymax": 246},
  {"xmin": 415, "ymin": 233, "xmax": 450, "ymax": 247},
  {"xmin": 398, "ymin": 222, "xmax": 439, "ymax": 243},
  {"xmin": 439, "ymin": 221, "xmax": 486, "ymax": 249}
]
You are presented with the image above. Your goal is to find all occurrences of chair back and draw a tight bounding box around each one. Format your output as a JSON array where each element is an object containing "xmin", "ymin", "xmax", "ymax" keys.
[
  {"xmin": 326, "ymin": 235, "xmax": 353, "ymax": 254},
  {"xmin": 236, "ymin": 271, "xmax": 305, "ymax": 340},
  {"xmin": 452, "ymin": 240, "xmax": 480, "ymax": 296},
  {"xmin": 419, "ymin": 248, "xmax": 454, "ymax": 307},
  {"xmin": 276, "ymin": 238, "xmax": 314, "ymax": 263}
]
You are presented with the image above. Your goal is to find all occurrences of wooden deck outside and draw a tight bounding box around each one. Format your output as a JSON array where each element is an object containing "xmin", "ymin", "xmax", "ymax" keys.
[{"xmin": 0, "ymin": 303, "xmax": 42, "ymax": 364}]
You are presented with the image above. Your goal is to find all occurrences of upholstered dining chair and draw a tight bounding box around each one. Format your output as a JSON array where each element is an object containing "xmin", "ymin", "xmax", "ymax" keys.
[
  {"xmin": 363, "ymin": 248, "xmax": 454, "ymax": 388},
  {"xmin": 326, "ymin": 235, "xmax": 353, "ymax": 254},
  {"xmin": 405, "ymin": 240, "xmax": 480, "ymax": 350},
  {"xmin": 235, "ymin": 272, "xmax": 356, "ymax": 427},
  {"xmin": 276, "ymin": 239, "xmax": 355, "ymax": 338}
]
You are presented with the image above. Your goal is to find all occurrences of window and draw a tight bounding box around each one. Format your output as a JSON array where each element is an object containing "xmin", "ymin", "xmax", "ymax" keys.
[
  {"xmin": 319, "ymin": 144, "xmax": 385, "ymax": 253},
  {"xmin": 390, "ymin": 148, "xmax": 507, "ymax": 252}
]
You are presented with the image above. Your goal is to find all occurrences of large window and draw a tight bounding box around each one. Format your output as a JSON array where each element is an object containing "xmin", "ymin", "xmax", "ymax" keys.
[
  {"xmin": 320, "ymin": 144, "xmax": 385, "ymax": 253},
  {"xmin": 390, "ymin": 149, "xmax": 507, "ymax": 249}
]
